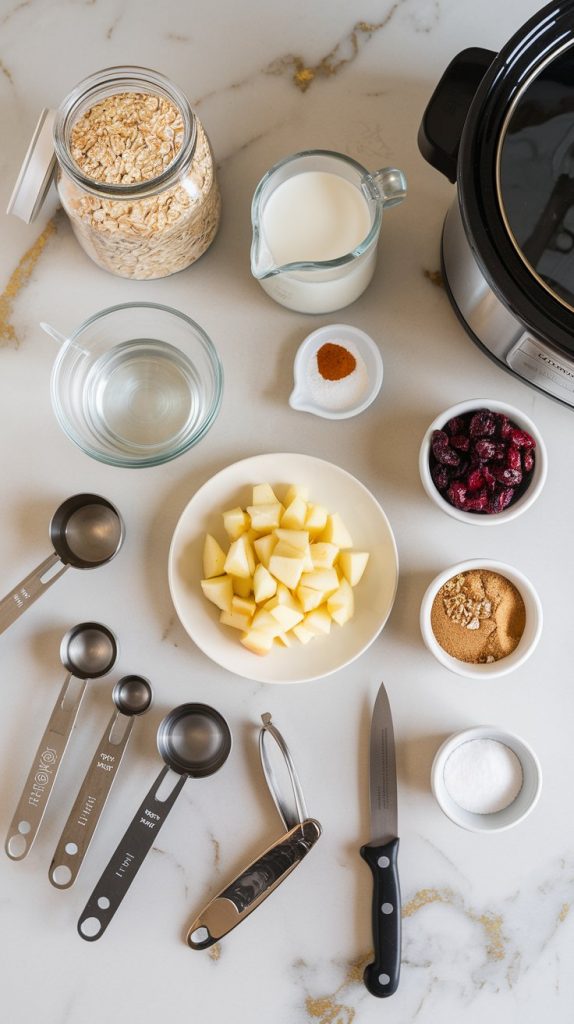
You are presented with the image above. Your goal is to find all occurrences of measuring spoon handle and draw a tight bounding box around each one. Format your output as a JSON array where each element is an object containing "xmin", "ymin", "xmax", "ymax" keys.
[
  {"xmin": 5, "ymin": 674, "xmax": 87, "ymax": 860},
  {"xmin": 0, "ymin": 552, "xmax": 68, "ymax": 635},
  {"xmin": 49, "ymin": 711, "xmax": 135, "ymax": 889},
  {"xmin": 78, "ymin": 765, "xmax": 186, "ymax": 941}
]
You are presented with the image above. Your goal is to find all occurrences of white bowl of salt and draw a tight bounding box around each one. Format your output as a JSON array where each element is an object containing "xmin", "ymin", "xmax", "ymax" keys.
[
  {"xmin": 431, "ymin": 725, "xmax": 542, "ymax": 832},
  {"xmin": 289, "ymin": 324, "xmax": 383, "ymax": 419}
]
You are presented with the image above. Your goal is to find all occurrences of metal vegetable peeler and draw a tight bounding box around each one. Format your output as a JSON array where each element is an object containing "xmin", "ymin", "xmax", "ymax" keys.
[{"xmin": 186, "ymin": 712, "xmax": 322, "ymax": 949}]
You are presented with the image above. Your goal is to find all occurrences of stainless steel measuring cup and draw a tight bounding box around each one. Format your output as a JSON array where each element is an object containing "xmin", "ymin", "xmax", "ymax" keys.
[
  {"xmin": 186, "ymin": 712, "xmax": 321, "ymax": 949},
  {"xmin": 78, "ymin": 702, "xmax": 232, "ymax": 941},
  {"xmin": 5, "ymin": 622, "xmax": 118, "ymax": 860},
  {"xmin": 49, "ymin": 675, "xmax": 153, "ymax": 889},
  {"xmin": 0, "ymin": 494, "xmax": 124, "ymax": 636}
]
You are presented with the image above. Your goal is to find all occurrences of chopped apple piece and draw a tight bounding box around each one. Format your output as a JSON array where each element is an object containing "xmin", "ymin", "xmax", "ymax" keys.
[
  {"xmin": 266, "ymin": 597, "xmax": 304, "ymax": 631},
  {"xmin": 327, "ymin": 578, "xmax": 355, "ymax": 625},
  {"xmin": 232, "ymin": 594, "xmax": 256, "ymax": 617},
  {"xmin": 252, "ymin": 483, "xmax": 278, "ymax": 505},
  {"xmin": 272, "ymin": 540, "xmax": 305, "ymax": 561},
  {"xmin": 240, "ymin": 630, "xmax": 275, "ymax": 656},
  {"xmin": 275, "ymin": 632, "xmax": 294, "ymax": 647},
  {"xmin": 201, "ymin": 576, "xmax": 233, "ymax": 613},
  {"xmin": 232, "ymin": 575, "xmax": 252, "ymax": 598},
  {"xmin": 300, "ymin": 568, "xmax": 339, "ymax": 592},
  {"xmin": 275, "ymin": 583, "xmax": 302, "ymax": 610},
  {"xmin": 223, "ymin": 507, "xmax": 250, "ymax": 540},
  {"xmin": 292, "ymin": 623, "xmax": 314, "ymax": 644},
  {"xmin": 220, "ymin": 609, "xmax": 252, "ymax": 631},
  {"xmin": 253, "ymin": 564, "xmax": 277, "ymax": 603},
  {"xmin": 253, "ymin": 534, "xmax": 277, "ymax": 568},
  {"xmin": 301, "ymin": 546, "xmax": 314, "ymax": 572},
  {"xmin": 305, "ymin": 503, "xmax": 328, "ymax": 537},
  {"xmin": 274, "ymin": 529, "xmax": 309, "ymax": 552},
  {"xmin": 285, "ymin": 484, "xmax": 309, "ymax": 505},
  {"xmin": 304, "ymin": 606, "xmax": 332, "ymax": 635},
  {"xmin": 251, "ymin": 609, "xmax": 283, "ymax": 636},
  {"xmin": 247, "ymin": 502, "xmax": 284, "ymax": 532},
  {"xmin": 310, "ymin": 542, "xmax": 339, "ymax": 569},
  {"xmin": 224, "ymin": 535, "xmax": 256, "ymax": 579},
  {"xmin": 268, "ymin": 554, "xmax": 304, "ymax": 590},
  {"xmin": 296, "ymin": 585, "xmax": 326, "ymax": 612},
  {"xmin": 281, "ymin": 496, "xmax": 308, "ymax": 530},
  {"xmin": 319, "ymin": 513, "xmax": 353, "ymax": 549},
  {"xmin": 339, "ymin": 550, "xmax": 370, "ymax": 587},
  {"xmin": 202, "ymin": 534, "xmax": 227, "ymax": 579}
]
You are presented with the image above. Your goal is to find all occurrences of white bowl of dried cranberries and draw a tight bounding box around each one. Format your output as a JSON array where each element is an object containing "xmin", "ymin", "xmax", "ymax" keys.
[{"xmin": 419, "ymin": 399, "xmax": 547, "ymax": 524}]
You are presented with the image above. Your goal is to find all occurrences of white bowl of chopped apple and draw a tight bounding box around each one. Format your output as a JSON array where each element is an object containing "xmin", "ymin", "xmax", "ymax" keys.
[{"xmin": 168, "ymin": 453, "xmax": 398, "ymax": 683}]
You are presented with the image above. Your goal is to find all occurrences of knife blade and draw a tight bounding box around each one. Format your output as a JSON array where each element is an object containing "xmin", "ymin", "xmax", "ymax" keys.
[{"xmin": 360, "ymin": 680, "xmax": 401, "ymax": 997}]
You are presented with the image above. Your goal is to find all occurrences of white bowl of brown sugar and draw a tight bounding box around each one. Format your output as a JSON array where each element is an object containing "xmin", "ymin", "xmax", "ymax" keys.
[{"xmin": 420, "ymin": 559, "xmax": 542, "ymax": 679}]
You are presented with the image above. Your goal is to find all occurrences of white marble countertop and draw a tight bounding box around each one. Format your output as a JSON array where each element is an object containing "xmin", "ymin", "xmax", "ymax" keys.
[{"xmin": 1, "ymin": 1, "xmax": 573, "ymax": 1021}]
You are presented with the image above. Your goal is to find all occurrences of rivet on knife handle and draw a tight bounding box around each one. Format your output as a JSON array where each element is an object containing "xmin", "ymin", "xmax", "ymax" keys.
[{"xmin": 360, "ymin": 837, "xmax": 401, "ymax": 997}]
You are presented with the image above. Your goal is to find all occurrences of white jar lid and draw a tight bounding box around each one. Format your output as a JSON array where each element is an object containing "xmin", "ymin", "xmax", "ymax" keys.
[{"xmin": 6, "ymin": 108, "xmax": 57, "ymax": 223}]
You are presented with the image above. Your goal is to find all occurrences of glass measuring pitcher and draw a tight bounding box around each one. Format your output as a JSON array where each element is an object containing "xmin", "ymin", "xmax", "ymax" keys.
[{"xmin": 250, "ymin": 150, "xmax": 407, "ymax": 314}]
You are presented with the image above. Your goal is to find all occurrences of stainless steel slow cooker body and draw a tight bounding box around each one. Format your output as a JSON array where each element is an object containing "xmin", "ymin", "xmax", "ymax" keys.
[{"xmin": 419, "ymin": 2, "xmax": 574, "ymax": 408}]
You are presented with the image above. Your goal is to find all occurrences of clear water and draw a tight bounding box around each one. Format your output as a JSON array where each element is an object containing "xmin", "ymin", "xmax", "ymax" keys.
[{"xmin": 83, "ymin": 339, "xmax": 201, "ymax": 453}]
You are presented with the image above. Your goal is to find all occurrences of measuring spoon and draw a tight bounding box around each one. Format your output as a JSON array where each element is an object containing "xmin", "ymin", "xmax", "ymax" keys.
[
  {"xmin": 0, "ymin": 494, "xmax": 124, "ymax": 636},
  {"xmin": 5, "ymin": 622, "xmax": 118, "ymax": 860},
  {"xmin": 49, "ymin": 675, "xmax": 153, "ymax": 889},
  {"xmin": 78, "ymin": 703, "xmax": 232, "ymax": 941}
]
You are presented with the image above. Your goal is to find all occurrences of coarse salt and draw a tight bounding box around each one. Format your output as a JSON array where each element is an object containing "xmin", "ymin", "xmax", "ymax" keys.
[
  {"xmin": 306, "ymin": 338, "xmax": 369, "ymax": 411},
  {"xmin": 443, "ymin": 738, "xmax": 523, "ymax": 814}
]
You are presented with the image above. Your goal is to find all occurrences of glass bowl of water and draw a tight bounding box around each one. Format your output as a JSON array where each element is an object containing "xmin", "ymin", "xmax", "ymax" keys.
[{"xmin": 50, "ymin": 303, "xmax": 223, "ymax": 468}]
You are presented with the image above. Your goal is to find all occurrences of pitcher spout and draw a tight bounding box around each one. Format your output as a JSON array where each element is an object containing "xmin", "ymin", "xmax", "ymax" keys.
[{"xmin": 250, "ymin": 226, "xmax": 279, "ymax": 280}]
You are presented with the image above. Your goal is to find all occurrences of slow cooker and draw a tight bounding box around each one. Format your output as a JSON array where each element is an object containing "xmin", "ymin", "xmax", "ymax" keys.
[{"xmin": 419, "ymin": 0, "xmax": 574, "ymax": 408}]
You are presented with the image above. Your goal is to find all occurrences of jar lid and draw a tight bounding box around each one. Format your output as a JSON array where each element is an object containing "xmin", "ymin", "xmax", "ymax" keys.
[
  {"xmin": 497, "ymin": 40, "xmax": 574, "ymax": 313},
  {"xmin": 7, "ymin": 108, "xmax": 57, "ymax": 223}
]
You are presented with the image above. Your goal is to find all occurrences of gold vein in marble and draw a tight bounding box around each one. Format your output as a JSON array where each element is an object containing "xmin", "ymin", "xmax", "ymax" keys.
[
  {"xmin": 403, "ymin": 888, "xmax": 507, "ymax": 962},
  {"xmin": 0, "ymin": 217, "xmax": 57, "ymax": 346},
  {"xmin": 474, "ymin": 911, "xmax": 505, "ymax": 962},
  {"xmin": 559, "ymin": 902, "xmax": 570, "ymax": 923},
  {"xmin": 0, "ymin": 60, "xmax": 13, "ymax": 83},
  {"xmin": 423, "ymin": 268, "xmax": 445, "ymax": 288},
  {"xmin": 402, "ymin": 886, "xmax": 453, "ymax": 916},
  {"xmin": 208, "ymin": 943, "xmax": 221, "ymax": 961},
  {"xmin": 305, "ymin": 995, "xmax": 355, "ymax": 1024},
  {"xmin": 267, "ymin": 5, "xmax": 402, "ymax": 92}
]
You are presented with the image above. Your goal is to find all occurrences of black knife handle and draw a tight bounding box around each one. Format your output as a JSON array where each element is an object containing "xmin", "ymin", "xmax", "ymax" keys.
[{"xmin": 360, "ymin": 837, "xmax": 401, "ymax": 997}]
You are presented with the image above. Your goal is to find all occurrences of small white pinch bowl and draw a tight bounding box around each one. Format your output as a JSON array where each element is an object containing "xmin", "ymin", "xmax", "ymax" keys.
[
  {"xmin": 289, "ymin": 323, "xmax": 383, "ymax": 420},
  {"xmin": 420, "ymin": 559, "xmax": 542, "ymax": 679},
  {"xmin": 419, "ymin": 398, "xmax": 547, "ymax": 524},
  {"xmin": 431, "ymin": 725, "xmax": 542, "ymax": 832}
]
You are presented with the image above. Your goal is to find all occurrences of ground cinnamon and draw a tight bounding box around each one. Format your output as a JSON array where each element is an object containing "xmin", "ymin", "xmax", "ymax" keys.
[
  {"xmin": 316, "ymin": 342, "xmax": 356, "ymax": 381},
  {"xmin": 431, "ymin": 570, "xmax": 526, "ymax": 663}
]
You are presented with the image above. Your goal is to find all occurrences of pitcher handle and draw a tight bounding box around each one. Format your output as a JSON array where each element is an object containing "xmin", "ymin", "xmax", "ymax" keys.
[{"xmin": 362, "ymin": 167, "xmax": 407, "ymax": 208}]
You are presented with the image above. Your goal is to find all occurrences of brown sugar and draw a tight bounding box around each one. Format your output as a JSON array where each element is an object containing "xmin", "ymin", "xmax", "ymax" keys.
[{"xmin": 431, "ymin": 570, "xmax": 526, "ymax": 664}]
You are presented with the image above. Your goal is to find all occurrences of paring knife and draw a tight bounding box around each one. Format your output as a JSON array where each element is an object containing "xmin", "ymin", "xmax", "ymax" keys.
[{"xmin": 360, "ymin": 680, "xmax": 401, "ymax": 997}]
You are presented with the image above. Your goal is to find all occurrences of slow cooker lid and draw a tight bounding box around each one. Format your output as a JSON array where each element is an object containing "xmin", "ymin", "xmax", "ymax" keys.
[{"xmin": 498, "ymin": 39, "xmax": 574, "ymax": 314}]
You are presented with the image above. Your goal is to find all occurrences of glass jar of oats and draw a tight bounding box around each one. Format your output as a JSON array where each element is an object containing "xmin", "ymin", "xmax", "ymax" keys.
[{"xmin": 9, "ymin": 67, "xmax": 221, "ymax": 279}]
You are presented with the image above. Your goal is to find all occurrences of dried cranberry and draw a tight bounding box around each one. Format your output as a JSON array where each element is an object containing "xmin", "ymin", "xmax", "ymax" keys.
[
  {"xmin": 506, "ymin": 445, "xmax": 521, "ymax": 471},
  {"xmin": 469, "ymin": 410, "xmax": 496, "ymax": 437},
  {"xmin": 482, "ymin": 466, "xmax": 496, "ymax": 491},
  {"xmin": 491, "ymin": 488, "xmax": 515, "ymax": 513},
  {"xmin": 466, "ymin": 468, "xmax": 485, "ymax": 492},
  {"xmin": 447, "ymin": 482, "xmax": 467, "ymax": 509},
  {"xmin": 509, "ymin": 428, "xmax": 535, "ymax": 449},
  {"xmin": 431, "ymin": 463, "xmax": 450, "ymax": 491},
  {"xmin": 497, "ymin": 414, "xmax": 513, "ymax": 439},
  {"xmin": 431, "ymin": 430, "xmax": 460, "ymax": 467},
  {"xmin": 492, "ymin": 466, "xmax": 522, "ymax": 486},
  {"xmin": 474, "ymin": 439, "xmax": 496, "ymax": 461},
  {"xmin": 450, "ymin": 434, "xmax": 470, "ymax": 452},
  {"xmin": 445, "ymin": 416, "xmax": 466, "ymax": 435},
  {"xmin": 523, "ymin": 450, "xmax": 535, "ymax": 473},
  {"xmin": 464, "ymin": 488, "xmax": 489, "ymax": 512}
]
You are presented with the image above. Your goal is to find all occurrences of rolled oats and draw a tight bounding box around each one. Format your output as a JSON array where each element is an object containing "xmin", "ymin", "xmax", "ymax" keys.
[{"xmin": 57, "ymin": 92, "xmax": 220, "ymax": 279}]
